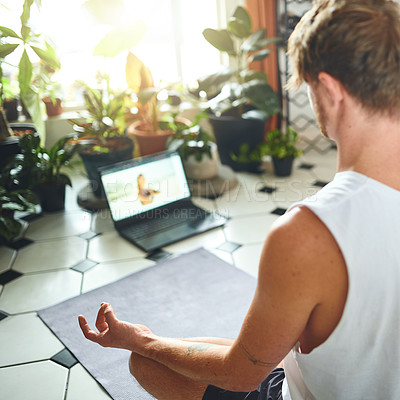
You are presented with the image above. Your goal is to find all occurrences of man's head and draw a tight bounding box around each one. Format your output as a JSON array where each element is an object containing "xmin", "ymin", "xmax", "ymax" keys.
[{"xmin": 288, "ymin": 0, "xmax": 400, "ymax": 116}]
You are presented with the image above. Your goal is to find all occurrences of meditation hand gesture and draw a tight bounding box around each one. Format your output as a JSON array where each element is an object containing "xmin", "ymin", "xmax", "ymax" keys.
[{"xmin": 78, "ymin": 302, "xmax": 153, "ymax": 351}]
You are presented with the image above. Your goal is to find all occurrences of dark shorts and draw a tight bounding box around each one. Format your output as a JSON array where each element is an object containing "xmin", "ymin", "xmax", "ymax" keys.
[{"xmin": 202, "ymin": 368, "xmax": 285, "ymax": 400}]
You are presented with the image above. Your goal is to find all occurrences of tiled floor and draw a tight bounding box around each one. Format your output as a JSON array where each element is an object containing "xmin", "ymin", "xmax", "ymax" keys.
[{"xmin": 0, "ymin": 147, "xmax": 337, "ymax": 400}]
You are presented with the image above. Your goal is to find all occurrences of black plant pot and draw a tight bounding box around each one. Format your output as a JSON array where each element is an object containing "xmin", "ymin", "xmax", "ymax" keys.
[
  {"xmin": 209, "ymin": 115, "xmax": 266, "ymax": 173},
  {"xmin": 0, "ymin": 136, "xmax": 21, "ymax": 170},
  {"xmin": 33, "ymin": 182, "xmax": 66, "ymax": 212},
  {"xmin": 3, "ymin": 98, "xmax": 19, "ymax": 121},
  {"xmin": 79, "ymin": 137, "xmax": 134, "ymax": 198},
  {"xmin": 272, "ymin": 156, "xmax": 294, "ymax": 177}
]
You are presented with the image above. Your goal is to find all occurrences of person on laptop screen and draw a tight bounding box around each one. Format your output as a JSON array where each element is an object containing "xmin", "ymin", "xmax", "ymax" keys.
[
  {"xmin": 78, "ymin": 1, "xmax": 400, "ymax": 399},
  {"xmin": 137, "ymin": 174, "xmax": 160, "ymax": 206}
]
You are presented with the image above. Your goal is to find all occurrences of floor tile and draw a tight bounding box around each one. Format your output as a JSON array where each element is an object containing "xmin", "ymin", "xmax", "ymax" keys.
[
  {"xmin": 0, "ymin": 270, "xmax": 82, "ymax": 314},
  {"xmin": 0, "ymin": 269, "xmax": 22, "ymax": 285},
  {"xmin": 51, "ymin": 348, "xmax": 78, "ymax": 369},
  {"xmin": 232, "ymin": 243, "xmax": 265, "ymax": 278},
  {"xmin": 66, "ymin": 363, "xmax": 112, "ymax": 400},
  {"xmin": 0, "ymin": 310, "xmax": 8, "ymax": 321},
  {"xmin": 163, "ymin": 227, "xmax": 226, "ymax": 254},
  {"xmin": 0, "ymin": 360, "xmax": 68, "ymax": 400},
  {"xmin": 87, "ymin": 231, "xmax": 146, "ymax": 263},
  {"xmin": 6, "ymin": 237, "xmax": 34, "ymax": 250},
  {"xmin": 0, "ymin": 313, "xmax": 64, "ymax": 367},
  {"xmin": 217, "ymin": 241, "xmax": 242, "ymax": 253},
  {"xmin": 0, "ymin": 248, "xmax": 16, "ymax": 274},
  {"xmin": 71, "ymin": 259, "xmax": 98, "ymax": 273},
  {"xmin": 12, "ymin": 236, "xmax": 87, "ymax": 274},
  {"xmin": 224, "ymin": 213, "xmax": 279, "ymax": 245},
  {"xmin": 25, "ymin": 210, "xmax": 92, "ymax": 240},
  {"xmin": 82, "ymin": 258, "xmax": 154, "ymax": 293},
  {"xmin": 215, "ymin": 183, "xmax": 276, "ymax": 218}
]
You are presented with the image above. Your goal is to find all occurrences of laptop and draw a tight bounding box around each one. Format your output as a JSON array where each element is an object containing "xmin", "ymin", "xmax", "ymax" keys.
[{"xmin": 98, "ymin": 150, "xmax": 228, "ymax": 252}]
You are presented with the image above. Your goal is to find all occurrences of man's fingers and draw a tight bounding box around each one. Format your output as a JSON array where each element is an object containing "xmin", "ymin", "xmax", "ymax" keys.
[
  {"xmin": 95, "ymin": 303, "xmax": 109, "ymax": 332},
  {"xmin": 78, "ymin": 315, "xmax": 100, "ymax": 343},
  {"xmin": 103, "ymin": 303, "xmax": 119, "ymax": 325}
]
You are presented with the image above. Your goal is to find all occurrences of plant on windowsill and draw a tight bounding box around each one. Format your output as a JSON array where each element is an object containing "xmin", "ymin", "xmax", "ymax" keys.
[
  {"xmin": 125, "ymin": 53, "xmax": 192, "ymax": 156},
  {"xmin": 197, "ymin": 5, "xmax": 281, "ymax": 173},
  {"xmin": 167, "ymin": 111, "xmax": 219, "ymax": 180},
  {"xmin": 232, "ymin": 126, "xmax": 302, "ymax": 177},
  {"xmin": 68, "ymin": 76, "xmax": 134, "ymax": 198},
  {"xmin": 0, "ymin": 185, "xmax": 38, "ymax": 245},
  {"xmin": 3, "ymin": 132, "xmax": 78, "ymax": 211},
  {"xmin": 0, "ymin": 0, "xmax": 61, "ymax": 143}
]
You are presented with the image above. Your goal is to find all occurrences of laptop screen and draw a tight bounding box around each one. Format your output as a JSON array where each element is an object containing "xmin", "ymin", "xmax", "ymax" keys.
[{"xmin": 100, "ymin": 151, "xmax": 190, "ymax": 222}]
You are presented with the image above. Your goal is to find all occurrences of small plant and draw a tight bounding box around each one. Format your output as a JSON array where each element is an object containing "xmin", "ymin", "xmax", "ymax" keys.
[
  {"xmin": 0, "ymin": 185, "xmax": 38, "ymax": 242},
  {"xmin": 233, "ymin": 126, "xmax": 302, "ymax": 163},
  {"xmin": 4, "ymin": 133, "xmax": 77, "ymax": 190},
  {"xmin": 167, "ymin": 112, "xmax": 215, "ymax": 162},
  {"xmin": 69, "ymin": 77, "xmax": 129, "ymax": 152},
  {"xmin": 198, "ymin": 6, "xmax": 281, "ymax": 120}
]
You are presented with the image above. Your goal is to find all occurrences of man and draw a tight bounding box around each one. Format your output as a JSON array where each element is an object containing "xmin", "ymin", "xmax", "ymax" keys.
[{"xmin": 78, "ymin": 1, "xmax": 400, "ymax": 399}]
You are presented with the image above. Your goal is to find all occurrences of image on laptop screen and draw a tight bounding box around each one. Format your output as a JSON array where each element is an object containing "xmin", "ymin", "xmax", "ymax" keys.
[{"xmin": 100, "ymin": 152, "xmax": 190, "ymax": 222}]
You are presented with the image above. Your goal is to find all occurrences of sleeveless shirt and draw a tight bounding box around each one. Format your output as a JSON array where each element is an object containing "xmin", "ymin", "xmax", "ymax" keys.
[{"xmin": 282, "ymin": 171, "xmax": 400, "ymax": 400}]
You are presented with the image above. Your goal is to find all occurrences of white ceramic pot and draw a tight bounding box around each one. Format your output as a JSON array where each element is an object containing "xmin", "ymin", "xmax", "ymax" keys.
[{"xmin": 183, "ymin": 142, "xmax": 219, "ymax": 180}]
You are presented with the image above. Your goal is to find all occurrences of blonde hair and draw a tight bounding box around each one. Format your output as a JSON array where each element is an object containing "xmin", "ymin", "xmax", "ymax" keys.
[{"xmin": 287, "ymin": 0, "xmax": 400, "ymax": 113}]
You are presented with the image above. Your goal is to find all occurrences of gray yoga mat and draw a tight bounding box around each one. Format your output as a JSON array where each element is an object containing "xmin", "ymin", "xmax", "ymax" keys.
[{"xmin": 38, "ymin": 248, "xmax": 257, "ymax": 400}]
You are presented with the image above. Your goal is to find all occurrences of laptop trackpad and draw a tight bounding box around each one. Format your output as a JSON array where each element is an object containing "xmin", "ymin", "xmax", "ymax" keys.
[{"xmin": 136, "ymin": 215, "xmax": 224, "ymax": 252}]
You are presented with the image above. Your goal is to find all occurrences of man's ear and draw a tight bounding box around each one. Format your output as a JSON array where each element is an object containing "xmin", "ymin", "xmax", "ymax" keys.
[{"xmin": 317, "ymin": 72, "xmax": 345, "ymax": 107}]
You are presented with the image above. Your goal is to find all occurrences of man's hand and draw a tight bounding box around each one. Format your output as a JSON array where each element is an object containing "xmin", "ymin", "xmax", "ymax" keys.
[{"xmin": 78, "ymin": 302, "xmax": 153, "ymax": 351}]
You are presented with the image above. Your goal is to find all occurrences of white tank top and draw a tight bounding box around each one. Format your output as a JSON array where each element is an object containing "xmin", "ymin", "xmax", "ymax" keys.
[{"xmin": 282, "ymin": 171, "xmax": 400, "ymax": 400}]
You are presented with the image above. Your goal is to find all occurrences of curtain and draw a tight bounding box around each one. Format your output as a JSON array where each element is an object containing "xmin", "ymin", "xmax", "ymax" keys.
[{"xmin": 245, "ymin": 0, "xmax": 280, "ymax": 130}]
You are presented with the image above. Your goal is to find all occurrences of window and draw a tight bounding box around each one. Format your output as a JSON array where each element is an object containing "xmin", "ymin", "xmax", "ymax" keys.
[{"xmin": 0, "ymin": 0, "xmax": 244, "ymax": 106}]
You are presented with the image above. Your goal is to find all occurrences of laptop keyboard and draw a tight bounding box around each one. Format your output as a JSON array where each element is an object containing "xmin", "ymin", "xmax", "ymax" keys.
[{"xmin": 122, "ymin": 208, "xmax": 207, "ymax": 239}]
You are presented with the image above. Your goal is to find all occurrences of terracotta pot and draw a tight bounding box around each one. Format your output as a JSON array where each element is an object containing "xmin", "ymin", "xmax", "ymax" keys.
[
  {"xmin": 42, "ymin": 97, "xmax": 63, "ymax": 117},
  {"xmin": 127, "ymin": 118, "xmax": 191, "ymax": 157}
]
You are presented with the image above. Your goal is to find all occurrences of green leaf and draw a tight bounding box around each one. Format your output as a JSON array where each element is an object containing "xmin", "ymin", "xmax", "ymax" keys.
[
  {"xmin": 240, "ymin": 70, "xmax": 267, "ymax": 83},
  {"xmin": 242, "ymin": 80, "xmax": 280, "ymax": 116},
  {"xmin": 31, "ymin": 41, "xmax": 60, "ymax": 70},
  {"xmin": 248, "ymin": 49, "xmax": 271, "ymax": 62},
  {"xmin": 228, "ymin": 18, "xmax": 251, "ymax": 39},
  {"xmin": 0, "ymin": 26, "xmax": 22, "ymax": 39},
  {"xmin": 0, "ymin": 43, "xmax": 19, "ymax": 58},
  {"xmin": 232, "ymin": 6, "xmax": 252, "ymax": 32},
  {"xmin": 241, "ymin": 29, "xmax": 266, "ymax": 53},
  {"xmin": 93, "ymin": 21, "xmax": 146, "ymax": 58},
  {"xmin": 197, "ymin": 68, "xmax": 234, "ymax": 93},
  {"xmin": 203, "ymin": 29, "xmax": 236, "ymax": 56},
  {"xmin": 21, "ymin": 0, "xmax": 34, "ymax": 27},
  {"xmin": 137, "ymin": 87, "xmax": 158, "ymax": 107},
  {"xmin": 18, "ymin": 50, "xmax": 32, "ymax": 93},
  {"xmin": 20, "ymin": 87, "xmax": 46, "ymax": 144}
]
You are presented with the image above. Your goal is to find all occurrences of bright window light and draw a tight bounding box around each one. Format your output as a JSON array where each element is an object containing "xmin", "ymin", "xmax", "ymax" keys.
[{"xmin": 0, "ymin": 0, "xmax": 243, "ymax": 105}]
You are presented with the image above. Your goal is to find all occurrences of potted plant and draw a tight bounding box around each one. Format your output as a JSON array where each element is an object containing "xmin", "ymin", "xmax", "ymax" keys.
[
  {"xmin": 34, "ymin": 64, "xmax": 64, "ymax": 117},
  {"xmin": 4, "ymin": 132, "xmax": 78, "ymax": 211},
  {"xmin": 0, "ymin": 0, "xmax": 61, "ymax": 143},
  {"xmin": 234, "ymin": 126, "xmax": 302, "ymax": 177},
  {"xmin": 126, "ymin": 53, "xmax": 192, "ymax": 156},
  {"xmin": 0, "ymin": 185, "xmax": 38, "ymax": 245},
  {"xmin": 264, "ymin": 127, "xmax": 302, "ymax": 176},
  {"xmin": 198, "ymin": 6, "xmax": 281, "ymax": 172},
  {"xmin": 69, "ymin": 77, "xmax": 134, "ymax": 198},
  {"xmin": 167, "ymin": 112, "xmax": 219, "ymax": 180}
]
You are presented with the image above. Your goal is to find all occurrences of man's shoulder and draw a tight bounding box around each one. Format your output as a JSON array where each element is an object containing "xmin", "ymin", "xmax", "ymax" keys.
[{"xmin": 259, "ymin": 205, "xmax": 346, "ymax": 301}]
